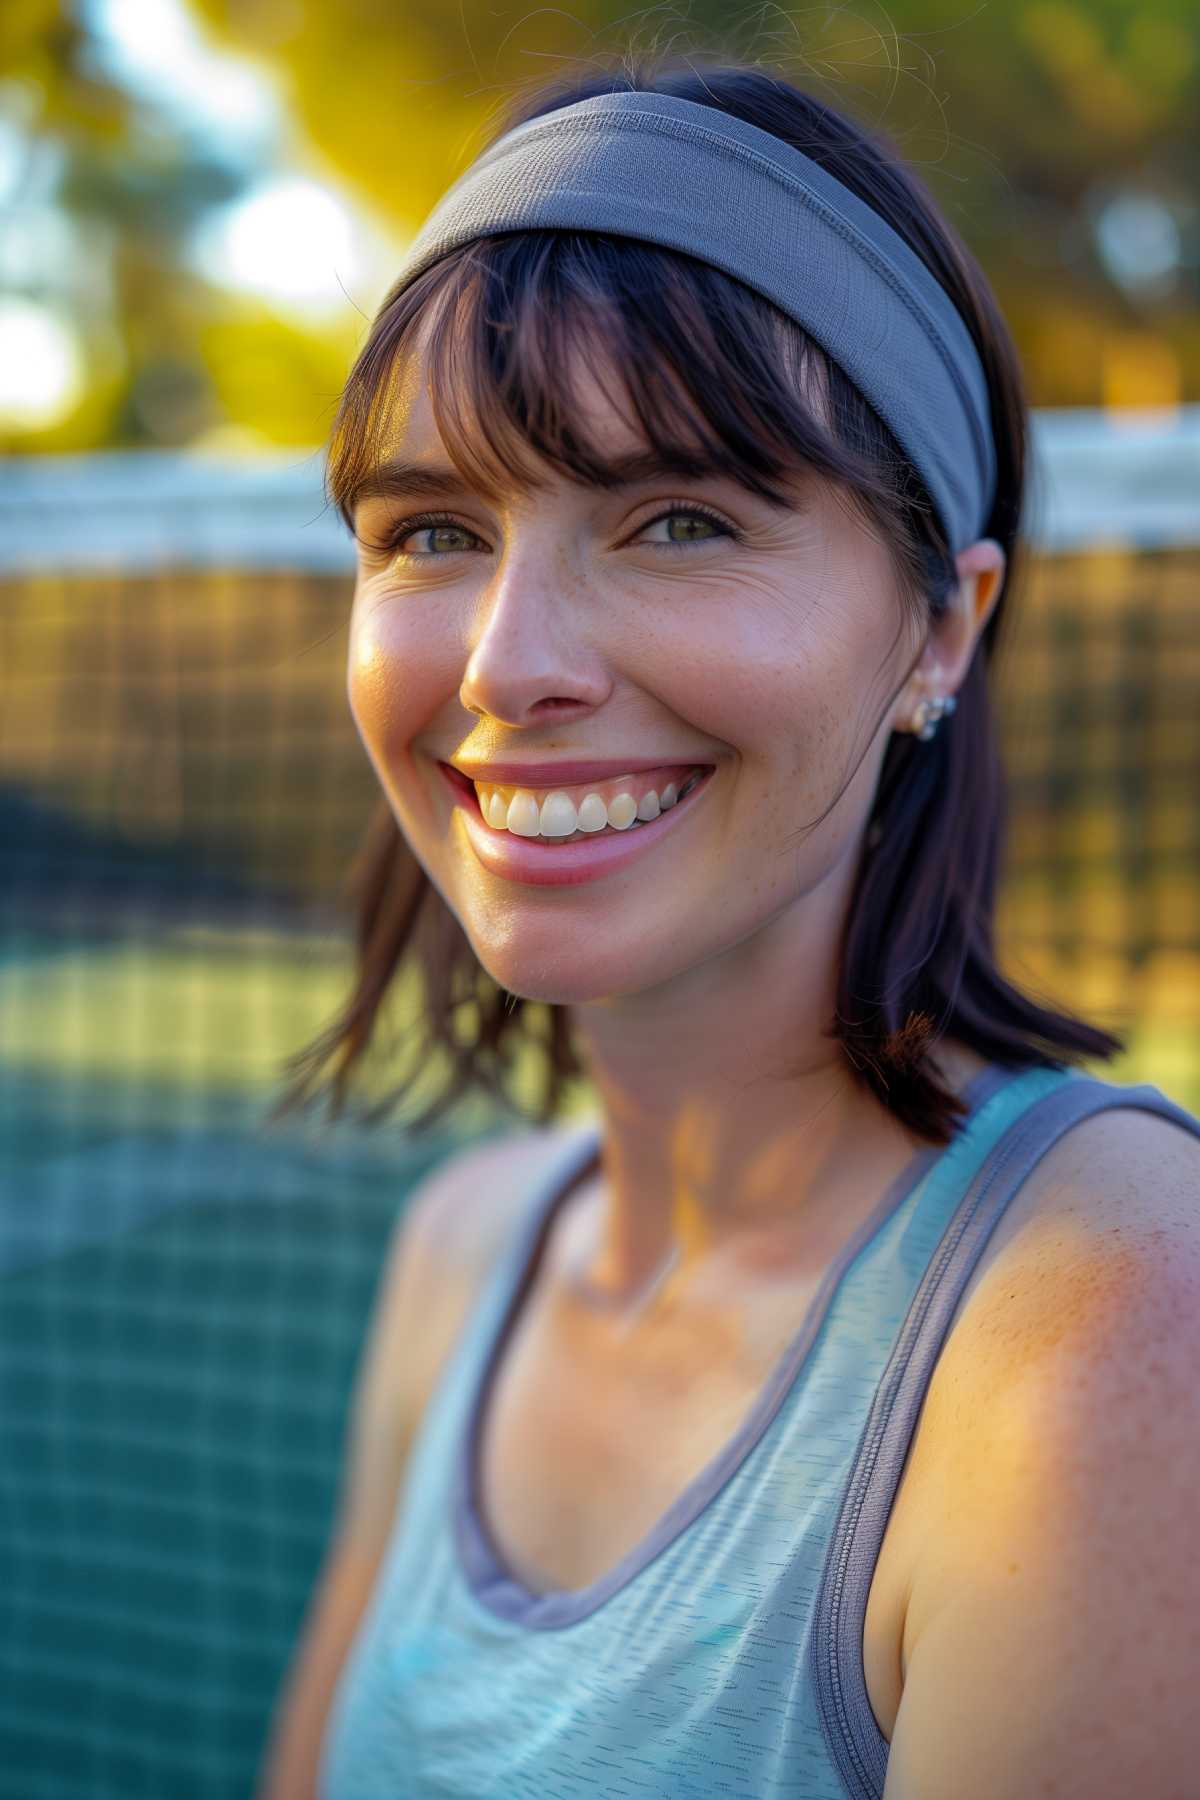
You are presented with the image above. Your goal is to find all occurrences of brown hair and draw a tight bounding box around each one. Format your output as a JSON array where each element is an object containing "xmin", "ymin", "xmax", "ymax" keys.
[{"xmin": 269, "ymin": 54, "xmax": 1124, "ymax": 1148}]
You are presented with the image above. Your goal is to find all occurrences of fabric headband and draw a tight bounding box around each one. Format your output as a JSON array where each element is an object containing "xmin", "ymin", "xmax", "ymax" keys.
[{"xmin": 380, "ymin": 89, "xmax": 997, "ymax": 555}]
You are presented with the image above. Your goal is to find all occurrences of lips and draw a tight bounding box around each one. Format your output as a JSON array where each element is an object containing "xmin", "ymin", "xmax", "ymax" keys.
[
  {"xmin": 442, "ymin": 764, "xmax": 483, "ymax": 798},
  {"xmin": 439, "ymin": 759, "xmax": 716, "ymax": 887},
  {"xmin": 444, "ymin": 757, "xmax": 715, "ymax": 788}
]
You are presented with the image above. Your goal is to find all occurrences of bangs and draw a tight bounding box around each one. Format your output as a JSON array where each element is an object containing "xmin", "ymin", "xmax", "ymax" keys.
[
  {"xmin": 276, "ymin": 66, "xmax": 1071, "ymax": 1158},
  {"xmin": 327, "ymin": 231, "xmax": 903, "ymax": 538}
]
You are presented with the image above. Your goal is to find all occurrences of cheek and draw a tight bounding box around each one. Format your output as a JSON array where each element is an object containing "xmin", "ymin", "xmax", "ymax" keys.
[
  {"xmin": 347, "ymin": 599, "xmax": 455, "ymax": 754},
  {"xmin": 683, "ymin": 629, "xmax": 881, "ymax": 866},
  {"xmin": 345, "ymin": 612, "xmax": 458, "ymax": 866},
  {"xmin": 639, "ymin": 604, "xmax": 792, "ymax": 730},
  {"xmin": 670, "ymin": 623, "xmax": 851, "ymax": 788}
]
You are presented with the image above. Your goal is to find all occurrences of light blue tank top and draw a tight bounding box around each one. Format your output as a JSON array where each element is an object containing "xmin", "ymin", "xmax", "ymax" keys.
[{"xmin": 319, "ymin": 1061, "xmax": 1200, "ymax": 1798}]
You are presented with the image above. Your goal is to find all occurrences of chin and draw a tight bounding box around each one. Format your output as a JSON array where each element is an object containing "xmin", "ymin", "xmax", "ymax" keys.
[{"xmin": 461, "ymin": 933, "xmax": 688, "ymax": 1010}]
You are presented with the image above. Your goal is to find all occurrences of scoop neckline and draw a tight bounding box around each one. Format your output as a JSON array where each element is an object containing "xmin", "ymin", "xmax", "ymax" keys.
[{"xmin": 453, "ymin": 1060, "xmax": 1011, "ymax": 1630}]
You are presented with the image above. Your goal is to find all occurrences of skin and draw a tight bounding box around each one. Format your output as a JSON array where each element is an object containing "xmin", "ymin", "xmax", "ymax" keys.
[{"xmin": 348, "ymin": 307, "xmax": 1006, "ymax": 1328}]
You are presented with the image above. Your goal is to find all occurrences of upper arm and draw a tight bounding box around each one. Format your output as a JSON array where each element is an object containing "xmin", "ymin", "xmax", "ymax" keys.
[{"xmin": 883, "ymin": 1108, "xmax": 1200, "ymax": 1800}]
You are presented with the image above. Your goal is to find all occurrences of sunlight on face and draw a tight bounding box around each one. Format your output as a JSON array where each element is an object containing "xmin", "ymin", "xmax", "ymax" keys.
[{"xmin": 345, "ymin": 308, "xmax": 919, "ymax": 1012}]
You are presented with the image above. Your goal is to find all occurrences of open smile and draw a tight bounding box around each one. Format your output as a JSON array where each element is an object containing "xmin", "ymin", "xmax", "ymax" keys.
[{"xmin": 438, "ymin": 761, "xmax": 717, "ymax": 888}]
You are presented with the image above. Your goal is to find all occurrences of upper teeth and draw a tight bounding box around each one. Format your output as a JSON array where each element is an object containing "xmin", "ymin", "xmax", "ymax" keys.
[{"xmin": 474, "ymin": 766, "xmax": 707, "ymax": 838}]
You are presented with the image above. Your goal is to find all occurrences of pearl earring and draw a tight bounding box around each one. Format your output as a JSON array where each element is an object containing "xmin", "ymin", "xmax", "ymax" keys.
[{"xmin": 910, "ymin": 692, "xmax": 957, "ymax": 741}]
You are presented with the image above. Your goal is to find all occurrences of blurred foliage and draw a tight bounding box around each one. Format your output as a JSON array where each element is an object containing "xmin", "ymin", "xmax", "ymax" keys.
[
  {"xmin": 2, "ymin": 0, "xmax": 1197, "ymax": 454},
  {"xmin": 190, "ymin": 0, "xmax": 1200, "ymax": 226}
]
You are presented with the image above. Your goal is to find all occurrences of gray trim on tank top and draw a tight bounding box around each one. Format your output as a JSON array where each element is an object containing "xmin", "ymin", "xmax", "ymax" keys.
[
  {"xmin": 813, "ymin": 1071, "xmax": 1200, "ymax": 1800},
  {"xmin": 454, "ymin": 1058, "xmax": 1015, "ymax": 1631}
]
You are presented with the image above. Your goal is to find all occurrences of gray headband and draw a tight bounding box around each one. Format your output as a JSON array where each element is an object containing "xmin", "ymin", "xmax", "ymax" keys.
[{"xmin": 381, "ymin": 89, "xmax": 997, "ymax": 554}]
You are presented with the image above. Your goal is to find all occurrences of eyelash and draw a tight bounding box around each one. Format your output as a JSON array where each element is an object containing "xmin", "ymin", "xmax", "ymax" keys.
[{"xmin": 373, "ymin": 502, "xmax": 739, "ymax": 559}]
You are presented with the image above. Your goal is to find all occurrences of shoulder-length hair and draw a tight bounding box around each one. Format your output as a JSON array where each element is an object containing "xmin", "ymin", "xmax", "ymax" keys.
[{"xmin": 270, "ymin": 55, "xmax": 1123, "ymax": 1148}]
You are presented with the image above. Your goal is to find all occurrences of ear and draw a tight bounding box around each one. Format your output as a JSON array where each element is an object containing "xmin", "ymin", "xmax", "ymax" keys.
[
  {"xmin": 896, "ymin": 538, "xmax": 1006, "ymax": 725},
  {"xmin": 954, "ymin": 537, "xmax": 1006, "ymax": 633}
]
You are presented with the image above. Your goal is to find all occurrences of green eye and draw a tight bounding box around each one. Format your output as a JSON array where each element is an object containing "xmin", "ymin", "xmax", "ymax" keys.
[
  {"xmin": 417, "ymin": 524, "xmax": 477, "ymax": 554},
  {"xmin": 372, "ymin": 501, "xmax": 738, "ymax": 560},
  {"xmin": 380, "ymin": 515, "xmax": 482, "ymax": 557},
  {"xmin": 638, "ymin": 505, "xmax": 735, "ymax": 548},
  {"xmin": 660, "ymin": 514, "xmax": 715, "ymax": 541}
]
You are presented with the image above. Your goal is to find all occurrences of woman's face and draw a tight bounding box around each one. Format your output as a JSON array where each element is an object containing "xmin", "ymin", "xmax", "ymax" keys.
[{"xmin": 346, "ymin": 318, "xmax": 924, "ymax": 1009}]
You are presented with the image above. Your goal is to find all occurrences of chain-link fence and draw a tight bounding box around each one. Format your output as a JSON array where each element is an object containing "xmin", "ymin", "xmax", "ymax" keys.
[{"xmin": 2, "ymin": 412, "xmax": 1198, "ymax": 1796}]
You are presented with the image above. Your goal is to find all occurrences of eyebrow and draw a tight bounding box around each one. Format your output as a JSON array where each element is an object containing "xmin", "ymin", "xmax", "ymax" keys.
[{"xmin": 345, "ymin": 448, "xmax": 734, "ymax": 518}]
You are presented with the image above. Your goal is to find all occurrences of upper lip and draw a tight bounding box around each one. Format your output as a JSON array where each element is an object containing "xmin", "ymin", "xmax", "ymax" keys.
[{"xmin": 444, "ymin": 757, "xmax": 713, "ymax": 787}]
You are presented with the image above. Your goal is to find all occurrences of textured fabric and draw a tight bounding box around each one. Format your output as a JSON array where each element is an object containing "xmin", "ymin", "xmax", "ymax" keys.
[
  {"xmin": 379, "ymin": 89, "xmax": 996, "ymax": 554},
  {"xmin": 320, "ymin": 1062, "xmax": 1200, "ymax": 1798}
]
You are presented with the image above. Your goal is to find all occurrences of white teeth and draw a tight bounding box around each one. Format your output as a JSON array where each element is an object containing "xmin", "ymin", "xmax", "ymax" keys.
[
  {"xmin": 576, "ymin": 793, "xmax": 608, "ymax": 833},
  {"xmin": 506, "ymin": 792, "xmax": 541, "ymax": 837},
  {"xmin": 476, "ymin": 767, "xmax": 708, "ymax": 841},
  {"xmin": 538, "ymin": 792, "xmax": 578, "ymax": 838}
]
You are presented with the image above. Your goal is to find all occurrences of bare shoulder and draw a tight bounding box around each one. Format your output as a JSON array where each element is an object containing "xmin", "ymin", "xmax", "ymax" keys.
[
  {"xmin": 391, "ymin": 1116, "xmax": 597, "ymax": 1413},
  {"xmin": 1008, "ymin": 1090, "xmax": 1200, "ymax": 1239},
  {"xmin": 964, "ymin": 1096, "xmax": 1200, "ymax": 1380},
  {"xmin": 405, "ymin": 1117, "xmax": 598, "ymax": 1283},
  {"xmin": 386, "ymin": 1116, "xmax": 597, "ymax": 1396},
  {"xmin": 885, "ymin": 1095, "xmax": 1200, "ymax": 1797},
  {"xmin": 919, "ymin": 1093, "xmax": 1200, "ymax": 1501}
]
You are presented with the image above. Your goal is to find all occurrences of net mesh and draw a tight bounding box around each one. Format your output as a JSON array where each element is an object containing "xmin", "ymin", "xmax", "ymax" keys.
[{"xmin": 1, "ymin": 455, "xmax": 1198, "ymax": 1796}]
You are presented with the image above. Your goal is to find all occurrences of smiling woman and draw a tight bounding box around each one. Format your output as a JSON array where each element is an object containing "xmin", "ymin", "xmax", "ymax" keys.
[
  {"xmin": 256, "ymin": 49, "xmax": 1200, "ymax": 1800},
  {"xmin": 272, "ymin": 66, "xmax": 1121, "ymax": 1147}
]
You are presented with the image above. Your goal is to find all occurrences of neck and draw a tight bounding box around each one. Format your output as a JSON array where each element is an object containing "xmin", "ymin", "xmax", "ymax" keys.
[{"xmin": 558, "ymin": 844, "xmax": 988, "ymax": 1318}]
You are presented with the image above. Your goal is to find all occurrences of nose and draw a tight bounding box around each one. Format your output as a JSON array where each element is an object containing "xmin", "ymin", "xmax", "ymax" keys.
[{"xmin": 458, "ymin": 555, "xmax": 609, "ymax": 727}]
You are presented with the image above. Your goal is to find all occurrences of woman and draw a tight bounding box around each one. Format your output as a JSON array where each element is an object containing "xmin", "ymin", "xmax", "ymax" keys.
[{"xmin": 260, "ymin": 57, "xmax": 1200, "ymax": 1800}]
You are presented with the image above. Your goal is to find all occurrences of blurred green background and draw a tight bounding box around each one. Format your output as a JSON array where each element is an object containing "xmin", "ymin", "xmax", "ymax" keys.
[
  {"xmin": 1, "ymin": 4, "xmax": 1199, "ymax": 1797},
  {"xmin": 1, "ymin": 0, "xmax": 1197, "ymax": 450}
]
